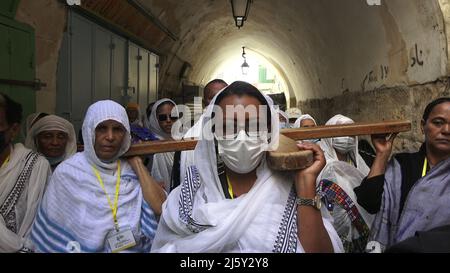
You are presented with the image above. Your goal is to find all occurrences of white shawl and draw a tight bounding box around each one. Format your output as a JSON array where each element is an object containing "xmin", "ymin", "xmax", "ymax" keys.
[
  {"xmin": 0, "ymin": 143, "xmax": 51, "ymax": 252},
  {"xmin": 151, "ymin": 87, "xmax": 343, "ymax": 253},
  {"xmin": 149, "ymin": 99, "xmax": 179, "ymax": 190},
  {"xmin": 29, "ymin": 100, "xmax": 157, "ymax": 252}
]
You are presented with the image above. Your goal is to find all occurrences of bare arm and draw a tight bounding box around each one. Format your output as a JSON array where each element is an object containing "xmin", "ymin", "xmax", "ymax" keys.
[
  {"xmin": 128, "ymin": 156, "xmax": 167, "ymax": 216},
  {"xmin": 295, "ymin": 143, "xmax": 334, "ymax": 253},
  {"xmin": 367, "ymin": 133, "xmax": 397, "ymax": 178}
]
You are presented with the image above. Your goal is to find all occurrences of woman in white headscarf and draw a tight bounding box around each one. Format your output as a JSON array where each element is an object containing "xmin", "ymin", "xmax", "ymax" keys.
[
  {"xmin": 148, "ymin": 99, "xmax": 180, "ymax": 191},
  {"xmin": 151, "ymin": 81, "xmax": 343, "ymax": 253},
  {"xmin": 25, "ymin": 114, "xmax": 77, "ymax": 170},
  {"xmin": 293, "ymin": 114, "xmax": 321, "ymax": 144},
  {"xmin": 294, "ymin": 114, "xmax": 317, "ymax": 129},
  {"xmin": 317, "ymin": 114, "xmax": 373, "ymax": 252},
  {"xmin": 30, "ymin": 100, "xmax": 165, "ymax": 253}
]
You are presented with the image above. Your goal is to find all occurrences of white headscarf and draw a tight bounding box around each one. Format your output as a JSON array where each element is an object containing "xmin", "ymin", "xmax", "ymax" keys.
[
  {"xmin": 148, "ymin": 99, "xmax": 178, "ymax": 140},
  {"xmin": 82, "ymin": 100, "xmax": 131, "ymax": 170},
  {"xmin": 151, "ymin": 83, "xmax": 342, "ymax": 253},
  {"xmin": 25, "ymin": 114, "xmax": 77, "ymax": 163},
  {"xmin": 278, "ymin": 110, "xmax": 289, "ymax": 123},
  {"xmin": 293, "ymin": 114, "xmax": 317, "ymax": 128},
  {"xmin": 319, "ymin": 114, "xmax": 369, "ymax": 174},
  {"xmin": 25, "ymin": 112, "xmax": 47, "ymax": 136}
]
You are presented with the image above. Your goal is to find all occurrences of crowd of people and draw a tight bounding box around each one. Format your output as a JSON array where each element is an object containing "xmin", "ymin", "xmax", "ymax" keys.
[{"xmin": 0, "ymin": 81, "xmax": 449, "ymax": 253}]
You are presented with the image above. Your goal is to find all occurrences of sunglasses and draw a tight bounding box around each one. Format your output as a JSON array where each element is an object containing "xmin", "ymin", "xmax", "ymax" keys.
[{"xmin": 158, "ymin": 114, "xmax": 179, "ymax": 122}]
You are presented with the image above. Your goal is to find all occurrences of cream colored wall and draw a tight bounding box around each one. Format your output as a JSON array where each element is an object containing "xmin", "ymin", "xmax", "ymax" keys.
[{"xmin": 15, "ymin": 0, "xmax": 67, "ymax": 114}]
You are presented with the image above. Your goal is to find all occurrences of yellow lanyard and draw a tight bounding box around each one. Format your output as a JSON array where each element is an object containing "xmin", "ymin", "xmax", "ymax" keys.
[
  {"xmin": 226, "ymin": 175, "xmax": 234, "ymax": 199},
  {"xmin": 91, "ymin": 160, "xmax": 121, "ymax": 230},
  {"xmin": 1, "ymin": 155, "xmax": 10, "ymax": 169},
  {"xmin": 422, "ymin": 158, "xmax": 428, "ymax": 178}
]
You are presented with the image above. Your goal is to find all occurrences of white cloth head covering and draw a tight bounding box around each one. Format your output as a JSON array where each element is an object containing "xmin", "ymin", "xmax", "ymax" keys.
[
  {"xmin": 278, "ymin": 110, "xmax": 289, "ymax": 123},
  {"xmin": 82, "ymin": 100, "xmax": 131, "ymax": 170},
  {"xmin": 22, "ymin": 112, "xmax": 48, "ymax": 137},
  {"xmin": 319, "ymin": 114, "xmax": 369, "ymax": 174},
  {"xmin": 148, "ymin": 99, "xmax": 179, "ymax": 140},
  {"xmin": 25, "ymin": 114, "xmax": 77, "ymax": 162},
  {"xmin": 293, "ymin": 114, "xmax": 317, "ymax": 128},
  {"xmin": 285, "ymin": 107, "xmax": 302, "ymax": 120},
  {"xmin": 151, "ymin": 82, "xmax": 343, "ymax": 253},
  {"xmin": 25, "ymin": 112, "xmax": 47, "ymax": 135}
]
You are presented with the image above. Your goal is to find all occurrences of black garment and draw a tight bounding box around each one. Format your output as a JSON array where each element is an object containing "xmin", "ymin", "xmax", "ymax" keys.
[
  {"xmin": 354, "ymin": 175, "xmax": 385, "ymax": 214},
  {"xmin": 354, "ymin": 144, "xmax": 427, "ymax": 215},
  {"xmin": 170, "ymin": 151, "xmax": 182, "ymax": 192},
  {"xmin": 386, "ymin": 224, "xmax": 450, "ymax": 253}
]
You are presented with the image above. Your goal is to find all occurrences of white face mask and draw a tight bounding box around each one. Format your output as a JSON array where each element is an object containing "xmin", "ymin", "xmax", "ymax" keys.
[
  {"xmin": 217, "ymin": 130, "xmax": 266, "ymax": 174},
  {"xmin": 332, "ymin": 136, "xmax": 356, "ymax": 154}
]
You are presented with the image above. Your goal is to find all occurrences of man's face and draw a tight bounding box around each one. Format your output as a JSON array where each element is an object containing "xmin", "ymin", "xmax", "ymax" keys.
[
  {"xmin": 36, "ymin": 130, "xmax": 69, "ymax": 158},
  {"xmin": 0, "ymin": 108, "xmax": 20, "ymax": 152},
  {"xmin": 94, "ymin": 120, "xmax": 126, "ymax": 161},
  {"xmin": 204, "ymin": 83, "xmax": 228, "ymax": 107},
  {"xmin": 422, "ymin": 102, "xmax": 450, "ymax": 155}
]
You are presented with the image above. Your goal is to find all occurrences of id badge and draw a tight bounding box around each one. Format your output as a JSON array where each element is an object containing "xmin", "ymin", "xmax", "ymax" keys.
[{"xmin": 106, "ymin": 226, "xmax": 137, "ymax": 253}]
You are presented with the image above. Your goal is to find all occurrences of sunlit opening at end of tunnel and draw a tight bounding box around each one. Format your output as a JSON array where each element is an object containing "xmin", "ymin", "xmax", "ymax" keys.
[{"xmin": 210, "ymin": 49, "xmax": 289, "ymax": 99}]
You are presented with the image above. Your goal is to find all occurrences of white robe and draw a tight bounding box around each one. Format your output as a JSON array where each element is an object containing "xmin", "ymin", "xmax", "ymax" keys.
[
  {"xmin": 0, "ymin": 143, "xmax": 51, "ymax": 252},
  {"xmin": 317, "ymin": 114, "xmax": 373, "ymax": 251}
]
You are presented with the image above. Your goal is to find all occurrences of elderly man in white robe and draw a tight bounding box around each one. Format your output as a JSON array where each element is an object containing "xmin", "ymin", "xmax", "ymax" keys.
[
  {"xmin": 0, "ymin": 93, "xmax": 51, "ymax": 253},
  {"xmin": 30, "ymin": 100, "xmax": 166, "ymax": 253},
  {"xmin": 25, "ymin": 114, "xmax": 77, "ymax": 171}
]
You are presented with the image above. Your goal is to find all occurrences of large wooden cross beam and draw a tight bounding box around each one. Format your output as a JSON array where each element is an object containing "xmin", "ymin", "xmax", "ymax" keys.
[{"xmin": 124, "ymin": 120, "xmax": 411, "ymax": 157}]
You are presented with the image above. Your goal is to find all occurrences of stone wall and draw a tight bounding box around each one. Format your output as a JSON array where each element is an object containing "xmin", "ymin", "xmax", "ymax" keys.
[{"xmin": 298, "ymin": 79, "xmax": 450, "ymax": 153}]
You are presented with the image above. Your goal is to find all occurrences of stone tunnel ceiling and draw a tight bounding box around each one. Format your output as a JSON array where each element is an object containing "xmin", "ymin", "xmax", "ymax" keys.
[{"xmin": 138, "ymin": 0, "xmax": 448, "ymax": 104}]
